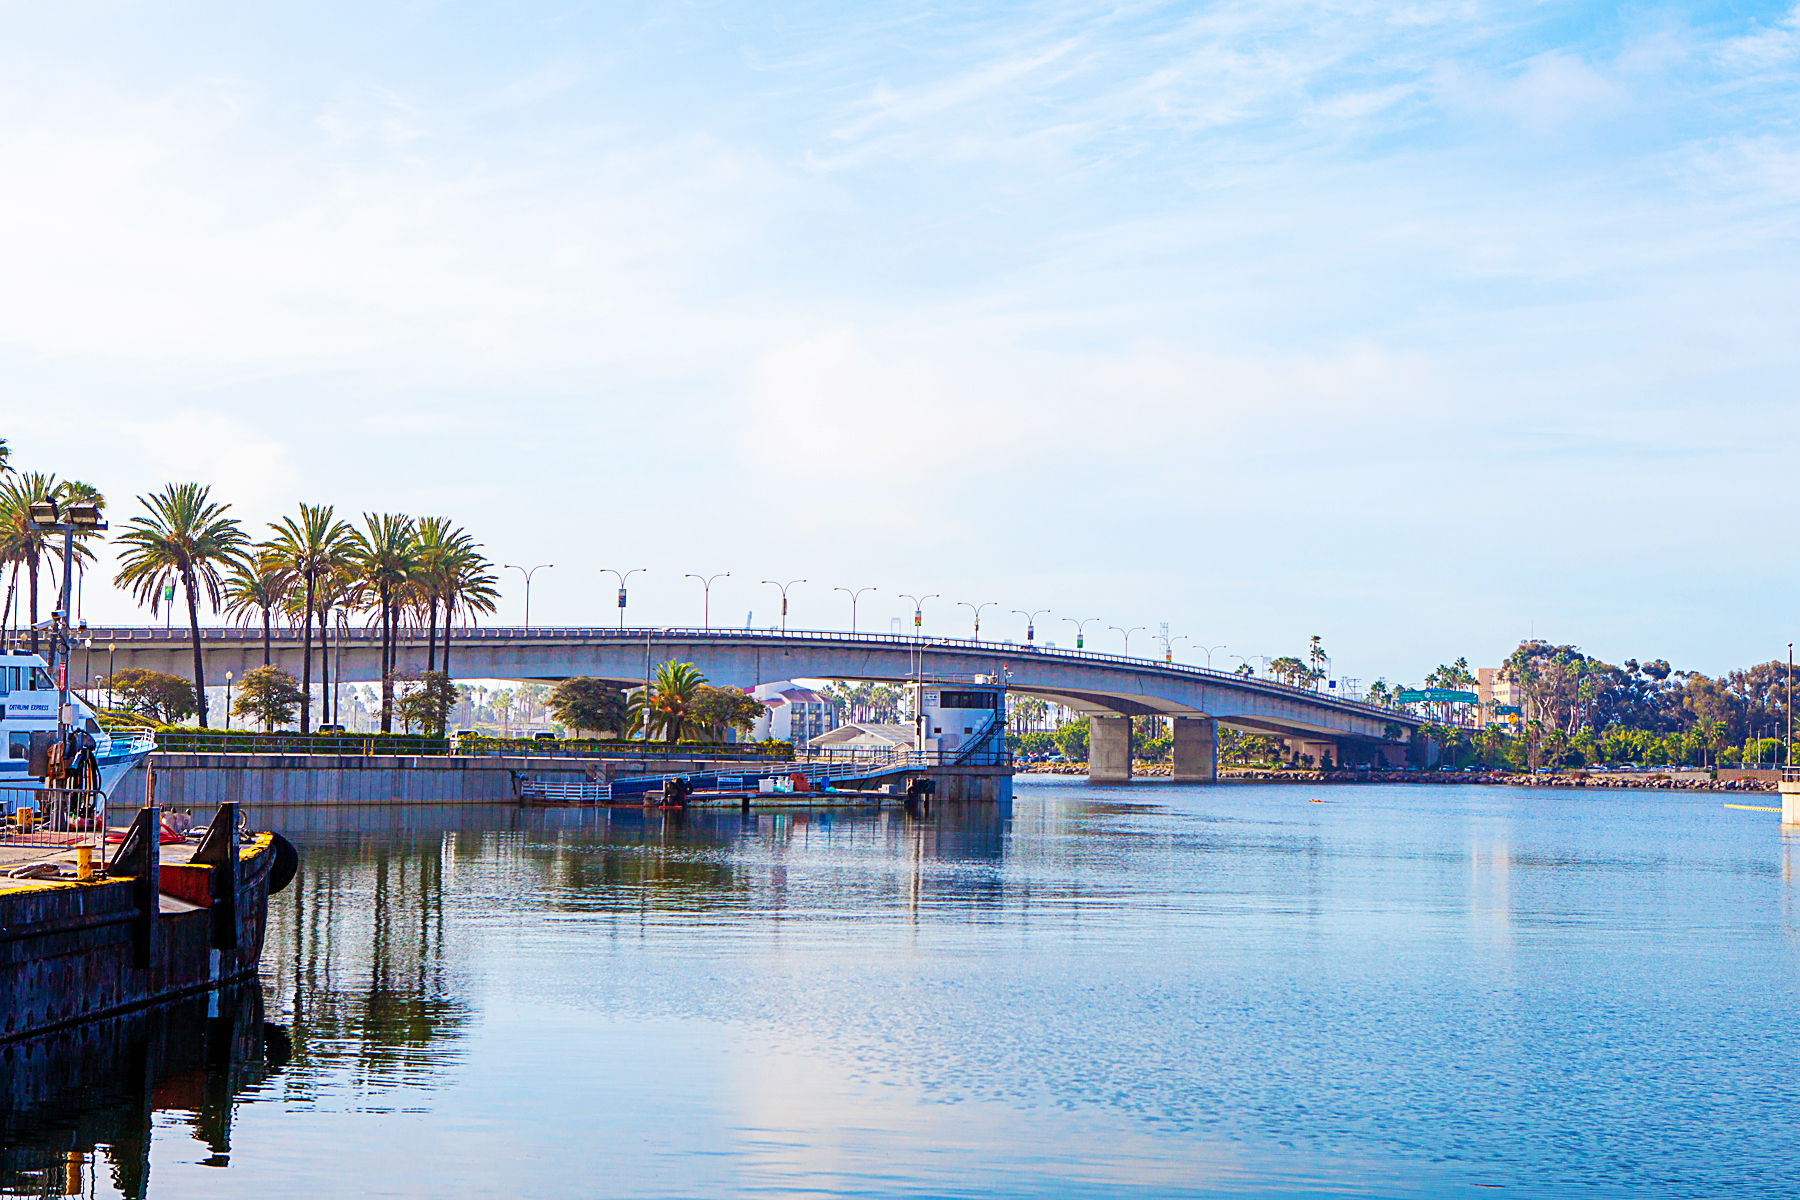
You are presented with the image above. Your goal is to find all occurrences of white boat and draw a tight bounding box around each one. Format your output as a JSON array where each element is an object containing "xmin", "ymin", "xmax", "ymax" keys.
[{"xmin": 0, "ymin": 652, "xmax": 156, "ymax": 814}]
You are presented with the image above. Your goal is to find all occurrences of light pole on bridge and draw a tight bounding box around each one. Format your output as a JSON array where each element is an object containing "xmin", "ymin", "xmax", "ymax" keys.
[
  {"xmin": 898, "ymin": 594, "xmax": 938, "ymax": 637},
  {"xmin": 1199, "ymin": 643, "xmax": 1226, "ymax": 669},
  {"xmin": 503, "ymin": 563, "xmax": 553, "ymax": 628},
  {"xmin": 684, "ymin": 573, "xmax": 729, "ymax": 631},
  {"xmin": 1013, "ymin": 608, "xmax": 1050, "ymax": 644},
  {"xmin": 1109, "ymin": 625, "xmax": 1145, "ymax": 656},
  {"xmin": 958, "ymin": 601, "xmax": 998, "ymax": 641},
  {"xmin": 600, "ymin": 568, "xmax": 645, "ymax": 631},
  {"xmin": 1063, "ymin": 617, "xmax": 1098, "ymax": 651},
  {"xmin": 834, "ymin": 586, "xmax": 877, "ymax": 634},
  {"xmin": 1155, "ymin": 633, "xmax": 1188, "ymax": 663},
  {"xmin": 760, "ymin": 579, "xmax": 805, "ymax": 634}
]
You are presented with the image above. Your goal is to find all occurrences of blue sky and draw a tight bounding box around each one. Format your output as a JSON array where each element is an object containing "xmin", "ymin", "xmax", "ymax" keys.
[{"xmin": 3, "ymin": 0, "xmax": 1798, "ymax": 684}]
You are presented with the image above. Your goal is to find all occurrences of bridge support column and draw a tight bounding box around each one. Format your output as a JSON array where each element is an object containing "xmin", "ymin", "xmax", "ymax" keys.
[
  {"xmin": 1089, "ymin": 716, "xmax": 1132, "ymax": 782},
  {"xmin": 1295, "ymin": 739, "xmax": 1338, "ymax": 770},
  {"xmin": 1172, "ymin": 717, "xmax": 1217, "ymax": 783}
]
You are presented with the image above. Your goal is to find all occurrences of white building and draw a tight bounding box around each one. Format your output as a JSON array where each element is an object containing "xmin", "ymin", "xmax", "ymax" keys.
[{"xmin": 750, "ymin": 682, "xmax": 840, "ymax": 746}]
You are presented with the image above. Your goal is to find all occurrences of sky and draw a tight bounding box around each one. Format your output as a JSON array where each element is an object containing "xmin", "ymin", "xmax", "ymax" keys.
[{"xmin": 2, "ymin": 0, "xmax": 1797, "ymax": 686}]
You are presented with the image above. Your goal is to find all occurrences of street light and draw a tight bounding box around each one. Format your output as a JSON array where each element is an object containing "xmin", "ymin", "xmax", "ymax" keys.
[
  {"xmin": 1013, "ymin": 608, "xmax": 1051, "ymax": 644},
  {"xmin": 1155, "ymin": 633, "xmax": 1189, "ymax": 663},
  {"xmin": 684, "ymin": 573, "xmax": 729, "ymax": 631},
  {"xmin": 1109, "ymin": 625, "xmax": 1145, "ymax": 655},
  {"xmin": 502, "ymin": 563, "xmax": 553, "ymax": 628},
  {"xmin": 107, "ymin": 642, "xmax": 115, "ymax": 708},
  {"xmin": 958, "ymin": 601, "xmax": 998, "ymax": 641},
  {"xmin": 1063, "ymin": 617, "xmax": 1099, "ymax": 651},
  {"xmin": 834, "ymin": 586, "xmax": 877, "ymax": 635},
  {"xmin": 1199, "ymin": 643, "xmax": 1226, "ymax": 669},
  {"xmin": 1228, "ymin": 653, "xmax": 1252, "ymax": 676},
  {"xmin": 600, "ymin": 568, "xmax": 646, "ymax": 631},
  {"xmin": 225, "ymin": 670, "xmax": 234, "ymax": 730},
  {"xmin": 760, "ymin": 579, "xmax": 805, "ymax": 634},
  {"xmin": 898, "ymin": 593, "xmax": 939, "ymax": 636}
]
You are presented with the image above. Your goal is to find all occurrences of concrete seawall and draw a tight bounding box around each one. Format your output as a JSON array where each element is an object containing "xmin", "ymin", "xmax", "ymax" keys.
[{"xmin": 115, "ymin": 754, "xmax": 778, "ymax": 808}]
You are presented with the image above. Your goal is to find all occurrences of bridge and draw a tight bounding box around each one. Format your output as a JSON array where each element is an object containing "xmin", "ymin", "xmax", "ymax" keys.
[{"xmin": 71, "ymin": 625, "xmax": 1424, "ymax": 782}]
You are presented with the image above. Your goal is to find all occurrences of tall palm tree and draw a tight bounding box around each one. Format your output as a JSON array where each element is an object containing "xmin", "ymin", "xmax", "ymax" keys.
[
  {"xmin": 349, "ymin": 513, "xmax": 417, "ymax": 733},
  {"xmin": 440, "ymin": 551, "xmax": 499, "ymax": 678},
  {"xmin": 264, "ymin": 504, "xmax": 354, "ymax": 733},
  {"xmin": 0, "ymin": 473, "xmax": 106, "ymax": 654},
  {"xmin": 0, "ymin": 437, "xmax": 10, "ymax": 474},
  {"xmin": 113, "ymin": 483, "xmax": 248, "ymax": 727},
  {"xmin": 312, "ymin": 563, "xmax": 358, "ymax": 727},
  {"xmin": 222, "ymin": 552, "xmax": 291, "ymax": 667},
  {"xmin": 412, "ymin": 517, "xmax": 476, "ymax": 673}
]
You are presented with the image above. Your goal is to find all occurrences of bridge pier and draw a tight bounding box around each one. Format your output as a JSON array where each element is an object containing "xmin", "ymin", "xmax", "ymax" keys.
[
  {"xmin": 1172, "ymin": 717, "xmax": 1217, "ymax": 783},
  {"xmin": 1089, "ymin": 715, "xmax": 1132, "ymax": 782},
  {"xmin": 1293, "ymin": 739, "xmax": 1338, "ymax": 770}
]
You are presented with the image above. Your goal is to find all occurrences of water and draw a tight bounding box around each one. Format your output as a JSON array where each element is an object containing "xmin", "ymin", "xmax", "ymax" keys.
[{"xmin": 6, "ymin": 778, "xmax": 1799, "ymax": 1197}]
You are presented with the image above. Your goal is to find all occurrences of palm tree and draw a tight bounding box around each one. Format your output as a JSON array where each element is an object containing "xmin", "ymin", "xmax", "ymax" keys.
[
  {"xmin": 0, "ymin": 473, "xmax": 105, "ymax": 654},
  {"xmin": 440, "ymin": 551, "xmax": 499, "ymax": 677},
  {"xmin": 412, "ymin": 517, "xmax": 486, "ymax": 674},
  {"xmin": 629, "ymin": 660, "xmax": 708, "ymax": 743},
  {"xmin": 349, "ymin": 513, "xmax": 417, "ymax": 733},
  {"xmin": 113, "ymin": 483, "xmax": 248, "ymax": 727},
  {"xmin": 264, "ymin": 504, "xmax": 354, "ymax": 733},
  {"xmin": 222, "ymin": 552, "xmax": 291, "ymax": 667},
  {"xmin": 0, "ymin": 437, "xmax": 10, "ymax": 474}
]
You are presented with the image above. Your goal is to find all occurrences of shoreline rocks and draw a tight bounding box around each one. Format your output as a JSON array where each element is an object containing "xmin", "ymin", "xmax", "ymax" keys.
[{"xmin": 1017, "ymin": 763, "xmax": 1776, "ymax": 792}]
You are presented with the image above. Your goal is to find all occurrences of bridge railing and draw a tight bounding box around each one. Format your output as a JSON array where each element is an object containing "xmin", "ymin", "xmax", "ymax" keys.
[{"xmin": 72, "ymin": 624, "xmax": 1416, "ymax": 726}]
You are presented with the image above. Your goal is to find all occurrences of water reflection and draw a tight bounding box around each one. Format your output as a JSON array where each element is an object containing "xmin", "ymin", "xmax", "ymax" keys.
[{"xmin": 0, "ymin": 984, "xmax": 283, "ymax": 1199}]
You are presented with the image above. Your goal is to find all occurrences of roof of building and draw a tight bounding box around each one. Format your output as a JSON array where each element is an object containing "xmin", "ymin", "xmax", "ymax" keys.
[{"xmin": 808, "ymin": 723, "xmax": 915, "ymax": 749}]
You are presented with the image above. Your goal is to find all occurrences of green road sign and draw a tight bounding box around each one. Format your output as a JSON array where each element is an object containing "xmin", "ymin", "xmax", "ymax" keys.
[{"xmin": 1396, "ymin": 688, "xmax": 1479, "ymax": 705}]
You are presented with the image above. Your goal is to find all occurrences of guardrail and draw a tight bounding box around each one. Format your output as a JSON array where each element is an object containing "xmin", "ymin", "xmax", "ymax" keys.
[
  {"xmin": 75, "ymin": 624, "xmax": 1422, "ymax": 727},
  {"xmin": 133, "ymin": 729, "xmax": 796, "ymax": 762},
  {"xmin": 0, "ymin": 785, "xmax": 106, "ymax": 857}
]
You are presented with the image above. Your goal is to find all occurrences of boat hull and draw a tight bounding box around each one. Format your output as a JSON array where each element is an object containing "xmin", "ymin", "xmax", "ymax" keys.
[{"xmin": 0, "ymin": 834, "xmax": 274, "ymax": 1042}]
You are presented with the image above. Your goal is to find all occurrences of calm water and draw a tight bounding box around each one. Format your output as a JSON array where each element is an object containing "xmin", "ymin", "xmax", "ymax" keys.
[{"xmin": 6, "ymin": 778, "xmax": 1800, "ymax": 1197}]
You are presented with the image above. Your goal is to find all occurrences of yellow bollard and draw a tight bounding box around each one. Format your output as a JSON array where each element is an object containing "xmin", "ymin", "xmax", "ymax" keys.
[
  {"xmin": 75, "ymin": 845, "xmax": 93, "ymax": 881},
  {"xmin": 64, "ymin": 1149, "xmax": 81, "ymax": 1195},
  {"xmin": 17, "ymin": 808, "xmax": 34, "ymax": 833}
]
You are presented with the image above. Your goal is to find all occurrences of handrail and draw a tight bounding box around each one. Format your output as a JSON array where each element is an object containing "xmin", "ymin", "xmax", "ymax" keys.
[{"xmin": 75, "ymin": 624, "xmax": 1421, "ymax": 726}]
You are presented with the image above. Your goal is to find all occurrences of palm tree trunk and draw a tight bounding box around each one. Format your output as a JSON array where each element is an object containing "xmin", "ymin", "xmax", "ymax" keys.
[
  {"xmin": 261, "ymin": 606, "xmax": 272, "ymax": 667},
  {"xmin": 427, "ymin": 596, "xmax": 438, "ymax": 673},
  {"xmin": 316, "ymin": 602, "xmax": 330, "ymax": 729},
  {"xmin": 299, "ymin": 571, "xmax": 315, "ymax": 734},
  {"xmin": 183, "ymin": 567, "xmax": 208, "ymax": 727},
  {"xmin": 25, "ymin": 553, "xmax": 37, "ymax": 655},
  {"xmin": 441, "ymin": 595, "xmax": 453, "ymax": 677},
  {"xmin": 380, "ymin": 588, "xmax": 394, "ymax": 733}
]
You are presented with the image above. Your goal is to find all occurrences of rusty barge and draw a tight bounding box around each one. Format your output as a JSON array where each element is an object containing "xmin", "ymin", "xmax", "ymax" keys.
[{"xmin": 1, "ymin": 798, "xmax": 295, "ymax": 1043}]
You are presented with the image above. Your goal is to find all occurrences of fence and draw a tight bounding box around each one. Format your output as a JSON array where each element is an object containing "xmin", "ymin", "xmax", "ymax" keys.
[
  {"xmin": 0, "ymin": 785, "xmax": 106, "ymax": 860},
  {"xmin": 132, "ymin": 729, "xmax": 795, "ymax": 762}
]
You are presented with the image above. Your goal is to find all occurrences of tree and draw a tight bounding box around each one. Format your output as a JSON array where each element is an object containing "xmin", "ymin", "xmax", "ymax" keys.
[
  {"xmin": 348, "ymin": 513, "xmax": 417, "ymax": 733},
  {"xmin": 547, "ymin": 678, "xmax": 629, "ymax": 737},
  {"xmin": 0, "ymin": 473, "xmax": 105, "ymax": 654},
  {"xmin": 264, "ymin": 504, "xmax": 354, "ymax": 734},
  {"xmin": 1053, "ymin": 716, "xmax": 1089, "ymax": 762},
  {"xmin": 222, "ymin": 552, "xmax": 290, "ymax": 667},
  {"xmin": 1269, "ymin": 656, "xmax": 1308, "ymax": 687},
  {"xmin": 232, "ymin": 666, "xmax": 306, "ymax": 731},
  {"xmin": 113, "ymin": 483, "xmax": 248, "ymax": 727},
  {"xmin": 629, "ymin": 660, "xmax": 708, "ymax": 743},
  {"xmin": 688, "ymin": 685, "xmax": 765, "ymax": 741},
  {"xmin": 105, "ymin": 668, "xmax": 197, "ymax": 724},
  {"xmin": 441, "ymin": 552, "xmax": 499, "ymax": 677},
  {"xmin": 395, "ymin": 671, "xmax": 457, "ymax": 736}
]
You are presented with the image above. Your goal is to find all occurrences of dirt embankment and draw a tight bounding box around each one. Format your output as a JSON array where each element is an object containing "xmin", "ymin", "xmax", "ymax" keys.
[{"xmin": 1018, "ymin": 763, "xmax": 1777, "ymax": 791}]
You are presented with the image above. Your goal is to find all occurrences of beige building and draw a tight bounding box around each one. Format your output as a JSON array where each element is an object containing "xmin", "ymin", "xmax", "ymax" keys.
[{"xmin": 1475, "ymin": 668, "xmax": 1525, "ymax": 729}]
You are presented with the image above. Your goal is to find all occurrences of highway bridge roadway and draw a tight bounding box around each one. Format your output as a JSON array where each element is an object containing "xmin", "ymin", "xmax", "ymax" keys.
[{"xmin": 77, "ymin": 625, "xmax": 1423, "ymax": 782}]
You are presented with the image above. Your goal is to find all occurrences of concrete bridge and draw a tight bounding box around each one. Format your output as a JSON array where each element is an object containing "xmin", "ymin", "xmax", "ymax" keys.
[{"xmin": 73, "ymin": 625, "xmax": 1423, "ymax": 782}]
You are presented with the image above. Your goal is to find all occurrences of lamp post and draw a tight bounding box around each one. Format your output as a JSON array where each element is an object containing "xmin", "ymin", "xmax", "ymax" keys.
[
  {"xmin": 684, "ymin": 573, "xmax": 729, "ymax": 631},
  {"xmin": 834, "ymin": 586, "xmax": 877, "ymax": 634},
  {"xmin": 1109, "ymin": 625, "xmax": 1145, "ymax": 656},
  {"xmin": 958, "ymin": 601, "xmax": 998, "ymax": 641},
  {"xmin": 107, "ymin": 642, "xmax": 116, "ymax": 708},
  {"xmin": 898, "ymin": 593, "xmax": 938, "ymax": 637},
  {"xmin": 502, "ymin": 563, "xmax": 553, "ymax": 628},
  {"xmin": 225, "ymin": 671, "xmax": 233, "ymax": 730},
  {"xmin": 1155, "ymin": 633, "xmax": 1189, "ymax": 663},
  {"xmin": 1013, "ymin": 608, "xmax": 1051, "ymax": 644},
  {"xmin": 600, "ymin": 568, "xmax": 646, "ymax": 631},
  {"xmin": 760, "ymin": 579, "xmax": 805, "ymax": 634},
  {"xmin": 1199, "ymin": 643, "xmax": 1226, "ymax": 669},
  {"xmin": 1228, "ymin": 653, "xmax": 1252, "ymax": 676},
  {"xmin": 1063, "ymin": 617, "xmax": 1099, "ymax": 651}
]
